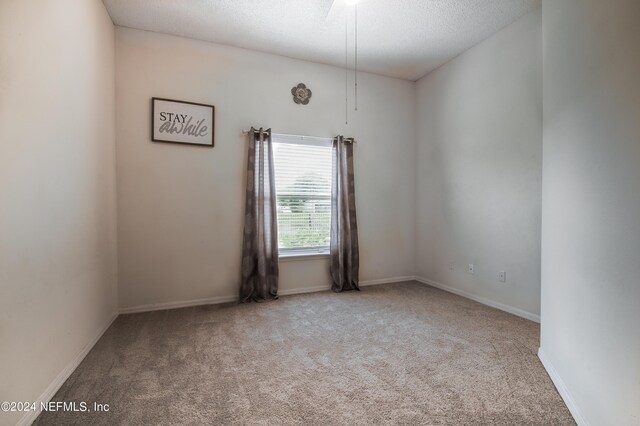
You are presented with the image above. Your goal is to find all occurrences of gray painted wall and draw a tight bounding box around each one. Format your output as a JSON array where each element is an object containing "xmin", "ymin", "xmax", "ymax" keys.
[
  {"xmin": 416, "ymin": 9, "xmax": 543, "ymax": 318},
  {"xmin": 0, "ymin": 1, "xmax": 117, "ymax": 424},
  {"xmin": 541, "ymin": 0, "xmax": 640, "ymax": 424}
]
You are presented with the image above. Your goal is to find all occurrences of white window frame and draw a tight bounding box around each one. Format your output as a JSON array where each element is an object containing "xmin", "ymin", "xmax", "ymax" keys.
[{"xmin": 272, "ymin": 133, "xmax": 333, "ymax": 259}]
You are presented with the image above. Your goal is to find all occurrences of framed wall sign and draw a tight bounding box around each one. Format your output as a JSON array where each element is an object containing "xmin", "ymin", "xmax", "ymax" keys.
[{"xmin": 151, "ymin": 98, "xmax": 214, "ymax": 147}]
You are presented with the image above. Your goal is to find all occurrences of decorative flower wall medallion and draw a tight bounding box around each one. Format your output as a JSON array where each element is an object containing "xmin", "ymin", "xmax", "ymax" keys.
[{"xmin": 291, "ymin": 83, "xmax": 312, "ymax": 105}]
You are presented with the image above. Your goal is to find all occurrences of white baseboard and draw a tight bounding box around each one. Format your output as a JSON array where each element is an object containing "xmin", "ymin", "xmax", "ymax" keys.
[
  {"xmin": 279, "ymin": 284, "xmax": 331, "ymax": 296},
  {"xmin": 413, "ymin": 276, "xmax": 540, "ymax": 323},
  {"xmin": 281, "ymin": 275, "xmax": 415, "ymax": 295},
  {"xmin": 17, "ymin": 311, "xmax": 118, "ymax": 426},
  {"xmin": 120, "ymin": 276, "xmax": 414, "ymax": 314},
  {"xmin": 360, "ymin": 276, "xmax": 415, "ymax": 286},
  {"xmin": 538, "ymin": 348, "xmax": 587, "ymax": 426},
  {"xmin": 118, "ymin": 294, "xmax": 238, "ymax": 314}
]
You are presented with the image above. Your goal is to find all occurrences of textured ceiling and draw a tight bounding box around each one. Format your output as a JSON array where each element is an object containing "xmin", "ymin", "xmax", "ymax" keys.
[{"xmin": 103, "ymin": 0, "xmax": 540, "ymax": 81}]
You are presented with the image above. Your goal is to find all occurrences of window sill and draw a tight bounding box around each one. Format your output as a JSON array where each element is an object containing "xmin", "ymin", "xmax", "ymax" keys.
[{"xmin": 279, "ymin": 251, "xmax": 330, "ymax": 262}]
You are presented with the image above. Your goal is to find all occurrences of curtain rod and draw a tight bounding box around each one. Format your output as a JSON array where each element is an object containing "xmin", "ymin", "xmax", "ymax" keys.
[{"xmin": 241, "ymin": 129, "xmax": 357, "ymax": 143}]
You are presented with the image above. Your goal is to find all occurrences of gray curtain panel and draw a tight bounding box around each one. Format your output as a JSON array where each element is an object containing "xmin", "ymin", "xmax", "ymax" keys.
[
  {"xmin": 330, "ymin": 136, "xmax": 360, "ymax": 292},
  {"xmin": 240, "ymin": 127, "xmax": 279, "ymax": 302}
]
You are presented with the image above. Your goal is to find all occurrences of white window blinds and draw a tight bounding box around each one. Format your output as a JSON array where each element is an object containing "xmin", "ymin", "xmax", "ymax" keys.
[{"xmin": 272, "ymin": 134, "xmax": 332, "ymax": 254}]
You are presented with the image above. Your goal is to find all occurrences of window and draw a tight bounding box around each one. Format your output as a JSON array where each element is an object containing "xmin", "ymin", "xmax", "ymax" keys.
[{"xmin": 272, "ymin": 134, "xmax": 332, "ymax": 256}]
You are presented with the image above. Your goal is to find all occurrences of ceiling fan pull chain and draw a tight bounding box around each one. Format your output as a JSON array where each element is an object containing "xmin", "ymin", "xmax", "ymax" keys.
[
  {"xmin": 345, "ymin": 12, "xmax": 349, "ymax": 125},
  {"xmin": 355, "ymin": 2, "xmax": 358, "ymax": 112}
]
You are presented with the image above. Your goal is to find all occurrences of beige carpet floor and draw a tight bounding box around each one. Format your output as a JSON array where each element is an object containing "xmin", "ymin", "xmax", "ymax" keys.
[{"xmin": 35, "ymin": 281, "xmax": 574, "ymax": 425}]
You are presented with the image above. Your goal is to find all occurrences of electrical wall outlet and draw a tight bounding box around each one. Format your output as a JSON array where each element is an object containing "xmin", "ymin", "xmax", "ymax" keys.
[
  {"xmin": 448, "ymin": 263, "xmax": 454, "ymax": 271},
  {"xmin": 498, "ymin": 271, "xmax": 506, "ymax": 283},
  {"xmin": 468, "ymin": 264, "xmax": 474, "ymax": 274}
]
